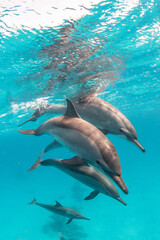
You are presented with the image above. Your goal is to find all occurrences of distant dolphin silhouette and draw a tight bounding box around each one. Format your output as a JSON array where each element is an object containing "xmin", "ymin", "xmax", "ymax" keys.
[
  {"xmin": 18, "ymin": 99, "xmax": 122, "ymax": 177},
  {"xmin": 29, "ymin": 198, "xmax": 90, "ymax": 224},
  {"xmin": 58, "ymin": 232, "xmax": 65, "ymax": 240},
  {"xmin": 28, "ymin": 156, "xmax": 127, "ymax": 205},
  {"xmin": 18, "ymin": 95, "xmax": 145, "ymax": 152}
]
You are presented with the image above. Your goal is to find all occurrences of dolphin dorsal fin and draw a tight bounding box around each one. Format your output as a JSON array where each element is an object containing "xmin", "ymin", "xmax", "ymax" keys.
[
  {"xmin": 65, "ymin": 99, "xmax": 80, "ymax": 118},
  {"xmin": 55, "ymin": 201, "xmax": 62, "ymax": 207}
]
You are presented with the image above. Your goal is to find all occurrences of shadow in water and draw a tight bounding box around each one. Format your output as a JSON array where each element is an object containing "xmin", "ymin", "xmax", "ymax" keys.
[{"xmin": 42, "ymin": 215, "xmax": 88, "ymax": 240}]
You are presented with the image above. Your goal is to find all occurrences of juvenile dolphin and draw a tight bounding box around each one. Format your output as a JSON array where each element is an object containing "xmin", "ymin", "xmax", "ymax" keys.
[
  {"xmin": 18, "ymin": 99, "xmax": 122, "ymax": 177},
  {"xmin": 29, "ymin": 198, "xmax": 90, "ymax": 224},
  {"xmin": 18, "ymin": 95, "xmax": 145, "ymax": 152},
  {"xmin": 28, "ymin": 156, "xmax": 127, "ymax": 205}
]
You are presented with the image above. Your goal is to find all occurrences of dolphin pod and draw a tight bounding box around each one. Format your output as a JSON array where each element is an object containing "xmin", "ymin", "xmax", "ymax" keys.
[
  {"xmin": 29, "ymin": 198, "xmax": 90, "ymax": 224},
  {"xmin": 18, "ymin": 95, "xmax": 145, "ymax": 152},
  {"xmin": 18, "ymin": 99, "xmax": 123, "ymax": 177},
  {"xmin": 28, "ymin": 156, "xmax": 126, "ymax": 205},
  {"xmin": 19, "ymin": 99, "xmax": 128, "ymax": 193},
  {"xmin": 18, "ymin": 96, "xmax": 144, "ymax": 225}
]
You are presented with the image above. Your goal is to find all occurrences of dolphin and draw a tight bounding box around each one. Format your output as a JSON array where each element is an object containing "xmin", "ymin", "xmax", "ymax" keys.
[
  {"xmin": 18, "ymin": 95, "xmax": 145, "ymax": 152},
  {"xmin": 28, "ymin": 198, "xmax": 90, "ymax": 224},
  {"xmin": 58, "ymin": 232, "xmax": 65, "ymax": 240},
  {"xmin": 28, "ymin": 156, "xmax": 127, "ymax": 205},
  {"xmin": 18, "ymin": 99, "xmax": 122, "ymax": 177}
]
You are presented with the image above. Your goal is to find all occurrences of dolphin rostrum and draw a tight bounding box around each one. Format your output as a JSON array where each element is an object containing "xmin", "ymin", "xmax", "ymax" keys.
[
  {"xmin": 28, "ymin": 198, "xmax": 90, "ymax": 224},
  {"xmin": 18, "ymin": 95, "xmax": 145, "ymax": 152},
  {"xmin": 18, "ymin": 99, "xmax": 122, "ymax": 177},
  {"xmin": 28, "ymin": 156, "xmax": 127, "ymax": 205}
]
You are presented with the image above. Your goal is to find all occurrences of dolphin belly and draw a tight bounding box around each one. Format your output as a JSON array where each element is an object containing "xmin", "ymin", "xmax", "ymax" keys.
[{"xmin": 50, "ymin": 207, "xmax": 75, "ymax": 218}]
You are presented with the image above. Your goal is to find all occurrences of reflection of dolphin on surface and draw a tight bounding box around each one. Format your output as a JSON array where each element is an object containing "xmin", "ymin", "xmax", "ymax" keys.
[
  {"xmin": 29, "ymin": 198, "xmax": 90, "ymax": 224},
  {"xmin": 28, "ymin": 156, "xmax": 127, "ymax": 205},
  {"xmin": 18, "ymin": 95, "xmax": 145, "ymax": 152},
  {"xmin": 18, "ymin": 99, "xmax": 122, "ymax": 178}
]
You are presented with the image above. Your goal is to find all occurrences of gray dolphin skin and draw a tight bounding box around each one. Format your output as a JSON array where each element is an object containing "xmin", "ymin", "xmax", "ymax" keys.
[
  {"xmin": 18, "ymin": 99, "xmax": 122, "ymax": 177},
  {"xmin": 18, "ymin": 95, "xmax": 145, "ymax": 152},
  {"xmin": 28, "ymin": 156, "xmax": 127, "ymax": 205},
  {"xmin": 28, "ymin": 198, "xmax": 89, "ymax": 224}
]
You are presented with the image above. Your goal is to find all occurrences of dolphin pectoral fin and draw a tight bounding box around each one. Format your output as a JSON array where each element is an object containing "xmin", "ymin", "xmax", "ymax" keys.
[
  {"xmin": 27, "ymin": 157, "xmax": 42, "ymax": 171},
  {"xmin": 131, "ymin": 138, "xmax": 145, "ymax": 152},
  {"xmin": 44, "ymin": 140, "xmax": 62, "ymax": 153},
  {"xmin": 61, "ymin": 156, "xmax": 86, "ymax": 166},
  {"xmin": 65, "ymin": 99, "xmax": 80, "ymax": 118},
  {"xmin": 84, "ymin": 191, "xmax": 99, "ymax": 200},
  {"xmin": 18, "ymin": 129, "xmax": 36, "ymax": 135},
  {"xmin": 55, "ymin": 201, "xmax": 62, "ymax": 207},
  {"xmin": 66, "ymin": 218, "xmax": 73, "ymax": 224}
]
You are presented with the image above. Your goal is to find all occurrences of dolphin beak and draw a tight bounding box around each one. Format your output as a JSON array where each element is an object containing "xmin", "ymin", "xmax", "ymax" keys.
[
  {"xmin": 106, "ymin": 172, "xmax": 128, "ymax": 194},
  {"xmin": 18, "ymin": 116, "xmax": 36, "ymax": 127},
  {"xmin": 116, "ymin": 197, "xmax": 127, "ymax": 206},
  {"xmin": 131, "ymin": 138, "xmax": 145, "ymax": 152}
]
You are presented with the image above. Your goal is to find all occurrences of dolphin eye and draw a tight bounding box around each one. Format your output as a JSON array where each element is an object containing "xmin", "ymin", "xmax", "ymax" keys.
[{"xmin": 96, "ymin": 160, "xmax": 100, "ymax": 165}]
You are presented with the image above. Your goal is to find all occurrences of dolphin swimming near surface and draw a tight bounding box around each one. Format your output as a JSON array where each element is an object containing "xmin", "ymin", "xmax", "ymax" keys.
[
  {"xmin": 28, "ymin": 198, "xmax": 90, "ymax": 224},
  {"xmin": 18, "ymin": 95, "xmax": 145, "ymax": 152},
  {"xmin": 28, "ymin": 156, "xmax": 127, "ymax": 205},
  {"xmin": 18, "ymin": 99, "xmax": 122, "ymax": 177}
]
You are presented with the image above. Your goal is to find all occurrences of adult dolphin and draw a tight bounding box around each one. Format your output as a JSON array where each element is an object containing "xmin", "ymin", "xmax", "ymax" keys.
[
  {"xmin": 28, "ymin": 156, "xmax": 127, "ymax": 205},
  {"xmin": 18, "ymin": 95, "xmax": 145, "ymax": 152},
  {"xmin": 18, "ymin": 99, "xmax": 122, "ymax": 178},
  {"xmin": 29, "ymin": 198, "xmax": 90, "ymax": 224}
]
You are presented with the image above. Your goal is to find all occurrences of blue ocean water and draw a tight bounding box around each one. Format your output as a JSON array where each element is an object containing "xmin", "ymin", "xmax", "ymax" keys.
[{"xmin": 0, "ymin": 0, "xmax": 160, "ymax": 239}]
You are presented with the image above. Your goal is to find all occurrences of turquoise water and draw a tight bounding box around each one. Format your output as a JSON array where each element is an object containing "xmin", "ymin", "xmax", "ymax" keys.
[{"xmin": 0, "ymin": 1, "xmax": 160, "ymax": 239}]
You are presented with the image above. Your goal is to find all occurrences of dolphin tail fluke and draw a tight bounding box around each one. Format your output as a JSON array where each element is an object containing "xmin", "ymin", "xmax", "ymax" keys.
[
  {"xmin": 27, "ymin": 157, "xmax": 42, "ymax": 171},
  {"xmin": 28, "ymin": 198, "xmax": 37, "ymax": 205},
  {"xmin": 116, "ymin": 197, "xmax": 127, "ymax": 206},
  {"xmin": 18, "ymin": 129, "xmax": 36, "ymax": 135},
  {"xmin": 18, "ymin": 116, "xmax": 36, "ymax": 127},
  {"xmin": 131, "ymin": 138, "xmax": 145, "ymax": 152}
]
